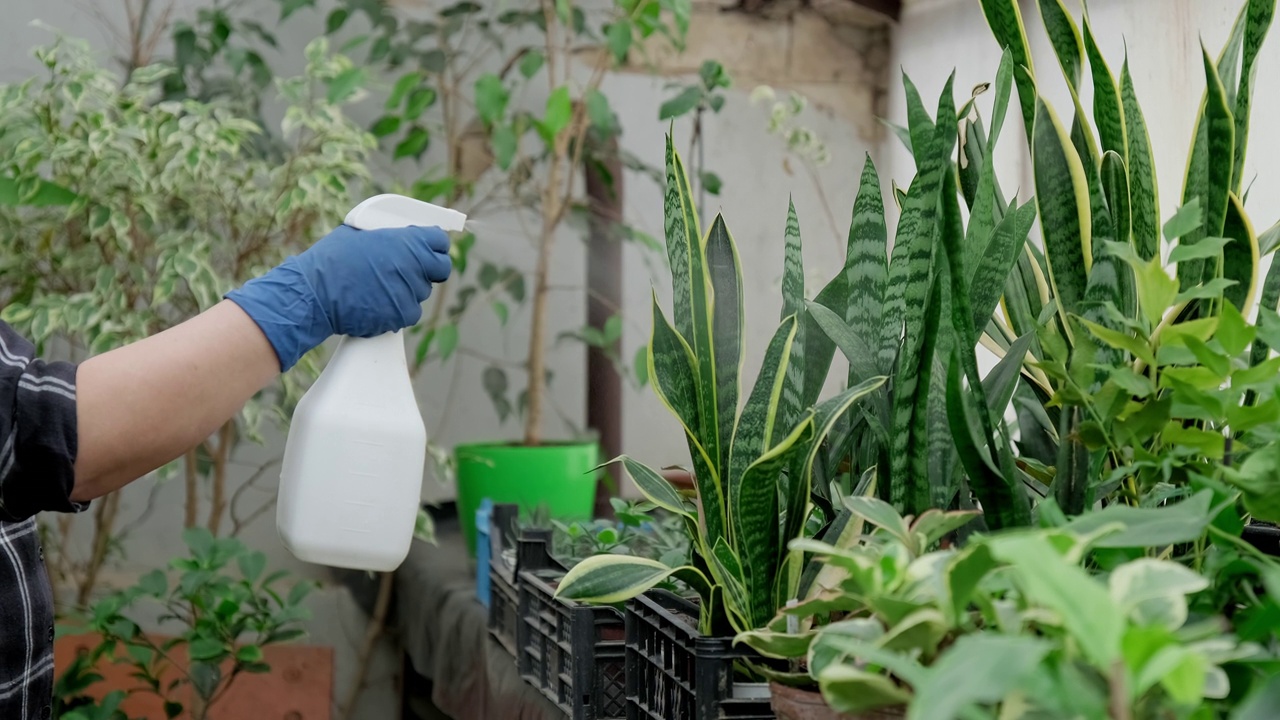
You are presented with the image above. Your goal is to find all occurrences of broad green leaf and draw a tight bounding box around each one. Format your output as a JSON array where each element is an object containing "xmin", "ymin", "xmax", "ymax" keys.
[
  {"xmin": 1218, "ymin": 300, "xmax": 1254, "ymax": 357},
  {"xmin": 659, "ymin": 87, "xmax": 702, "ymax": 120},
  {"xmin": 1169, "ymin": 236, "xmax": 1231, "ymax": 265},
  {"xmin": 1178, "ymin": 43, "xmax": 1236, "ymax": 286},
  {"xmin": 1121, "ymin": 57, "xmax": 1160, "ymax": 260},
  {"xmin": 945, "ymin": 543, "xmax": 997, "ymax": 626},
  {"xmin": 907, "ymin": 634, "xmax": 1052, "ymax": 720},
  {"xmin": 843, "ymin": 495, "xmax": 908, "ymax": 544},
  {"xmin": 1163, "ymin": 199, "xmax": 1205, "ymax": 241},
  {"xmin": 734, "ymin": 626, "xmax": 818, "ymax": 659},
  {"xmin": 543, "ymin": 86, "xmax": 572, "ymax": 136},
  {"xmin": 819, "ymin": 664, "xmax": 912, "ymax": 714},
  {"xmin": 1079, "ymin": 317, "xmax": 1155, "ymax": 369},
  {"xmin": 615, "ymin": 455, "xmax": 692, "ymax": 519},
  {"xmin": 474, "ymin": 74, "xmax": 508, "ymax": 125},
  {"xmin": 706, "ymin": 214, "xmax": 743, "ymax": 472},
  {"xmin": 1063, "ymin": 489, "xmax": 1215, "ymax": 547},
  {"xmin": 1033, "ymin": 96, "xmax": 1092, "ymax": 321},
  {"xmin": 845, "ymin": 154, "xmax": 888, "ymax": 382},
  {"xmin": 1222, "ymin": 193, "xmax": 1260, "ymax": 316},
  {"xmin": 1109, "ymin": 558, "xmax": 1209, "ymax": 629},
  {"xmin": 555, "ymin": 554, "xmax": 709, "ymax": 604},
  {"xmin": 987, "ymin": 532, "xmax": 1123, "ymax": 666},
  {"xmin": 606, "ymin": 20, "xmax": 632, "ymax": 63}
]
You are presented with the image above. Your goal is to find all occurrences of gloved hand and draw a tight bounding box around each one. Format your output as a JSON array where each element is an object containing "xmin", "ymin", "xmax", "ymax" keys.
[{"xmin": 226, "ymin": 224, "xmax": 452, "ymax": 371}]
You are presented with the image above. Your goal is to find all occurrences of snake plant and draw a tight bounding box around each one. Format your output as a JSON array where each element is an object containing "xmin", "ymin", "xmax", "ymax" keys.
[
  {"xmin": 964, "ymin": 0, "xmax": 1279, "ymax": 514},
  {"xmin": 554, "ymin": 135, "xmax": 885, "ymax": 635}
]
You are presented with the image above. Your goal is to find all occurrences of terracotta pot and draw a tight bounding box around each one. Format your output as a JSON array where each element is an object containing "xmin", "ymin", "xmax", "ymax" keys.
[{"xmin": 769, "ymin": 681, "xmax": 906, "ymax": 720}]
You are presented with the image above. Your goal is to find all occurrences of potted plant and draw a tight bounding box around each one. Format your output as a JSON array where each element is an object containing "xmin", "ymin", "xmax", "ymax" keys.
[
  {"xmin": 553, "ymin": 130, "xmax": 886, "ymax": 716},
  {"xmin": 53, "ymin": 529, "xmax": 316, "ymax": 720}
]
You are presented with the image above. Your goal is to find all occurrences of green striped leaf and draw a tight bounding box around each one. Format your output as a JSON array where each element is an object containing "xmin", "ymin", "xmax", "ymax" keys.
[
  {"xmin": 1222, "ymin": 192, "xmax": 1259, "ymax": 317},
  {"xmin": 808, "ymin": 302, "xmax": 891, "ymax": 426},
  {"xmin": 959, "ymin": 108, "xmax": 988, "ymax": 211},
  {"xmin": 965, "ymin": 50, "xmax": 1014, "ymax": 265},
  {"xmin": 614, "ymin": 455, "xmax": 694, "ymax": 519},
  {"xmin": 1179, "ymin": 43, "xmax": 1236, "ymax": 286},
  {"xmin": 663, "ymin": 138, "xmax": 722, "ymax": 488},
  {"xmin": 1037, "ymin": 0, "xmax": 1084, "ymax": 91},
  {"xmin": 779, "ymin": 200, "xmax": 808, "ymax": 435},
  {"xmin": 1120, "ymin": 57, "xmax": 1160, "ymax": 261},
  {"xmin": 940, "ymin": 167, "xmax": 1030, "ymax": 529},
  {"xmin": 907, "ymin": 276, "xmax": 945, "ymax": 516},
  {"xmin": 801, "ymin": 273, "xmax": 846, "ymax": 409},
  {"xmin": 1100, "ymin": 151, "xmax": 1132, "ymax": 249},
  {"xmin": 1065, "ymin": 71, "xmax": 1101, "ymax": 186},
  {"xmin": 979, "ymin": 0, "xmax": 1037, "ymax": 145},
  {"xmin": 888, "ymin": 74, "xmax": 957, "ymax": 509},
  {"xmin": 706, "ymin": 214, "xmax": 744, "ymax": 472},
  {"xmin": 555, "ymin": 555, "xmax": 710, "ymax": 604},
  {"xmin": 879, "ymin": 72, "xmax": 938, "ymax": 374},
  {"xmin": 972, "ymin": 190, "xmax": 1036, "ymax": 336},
  {"xmin": 1250, "ymin": 262, "xmax": 1280, "ymax": 368},
  {"xmin": 1053, "ymin": 406, "xmax": 1090, "ymax": 515},
  {"xmin": 845, "ymin": 154, "xmax": 888, "ymax": 385},
  {"xmin": 1081, "ymin": 10, "xmax": 1127, "ymax": 159},
  {"xmin": 710, "ymin": 537, "xmax": 751, "ymax": 630},
  {"xmin": 1231, "ymin": 0, "xmax": 1276, "ymax": 194},
  {"xmin": 1033, "ymin": 96, "xmax": 1093, "ymax": 324},
  {"xmin": 736, "ymin": 418, "xmax": 814, "ymax": 628},
  {"xmin": 728, "ymin": 316, "xmax": 798, "ymax": 486},
  {"xmin": 648, "ymin": 292, "xmax": 725, "ymax": 545}
]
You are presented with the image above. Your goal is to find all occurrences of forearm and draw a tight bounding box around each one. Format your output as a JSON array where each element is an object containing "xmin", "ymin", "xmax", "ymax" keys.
[{"xmin": 71, "ymin": 300, "xmax": 281, "ymax": 502}]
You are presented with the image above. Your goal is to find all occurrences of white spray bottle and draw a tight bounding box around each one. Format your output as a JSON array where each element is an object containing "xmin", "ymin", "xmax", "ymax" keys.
[{"xmin": 276, "ymin": 194, "xmax": 467, "ymax": 572}]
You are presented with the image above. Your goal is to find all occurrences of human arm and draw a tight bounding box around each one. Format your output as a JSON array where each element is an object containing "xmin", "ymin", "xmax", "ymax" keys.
[{"xmin": 0, "ymin": 223, "xmax": 451, "ymax": 517}]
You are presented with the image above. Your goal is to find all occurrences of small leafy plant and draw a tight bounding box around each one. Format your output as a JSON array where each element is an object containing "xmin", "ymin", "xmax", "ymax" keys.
[{"xmin": 54, "ymin": 529, "xmax": 314, "ymax": 720}]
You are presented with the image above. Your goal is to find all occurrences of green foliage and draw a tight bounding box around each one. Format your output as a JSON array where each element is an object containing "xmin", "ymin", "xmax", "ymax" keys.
[
  {"xmin": 0, "ymin": 31, "xmax": 372, "ymax": 441},
  {"xmin": 555, "ymin": 136, "xmax": 886, "ymax": 634},
  {"xmin": 741, "ymin": 500, "xmax": 1278, "ymax": 719},
  {"xmin": 551, "ymin": 497, "xmax": 691, "ymax": 570},
  {"xmin": 54, "ymin": 530, "xmax": 313, "ymax": 720}
]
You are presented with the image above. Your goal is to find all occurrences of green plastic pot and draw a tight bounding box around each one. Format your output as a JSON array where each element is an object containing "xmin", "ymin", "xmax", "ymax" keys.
[{"xmin": 454, "ymin": 440, "xmax": 600, "ymax": 556}]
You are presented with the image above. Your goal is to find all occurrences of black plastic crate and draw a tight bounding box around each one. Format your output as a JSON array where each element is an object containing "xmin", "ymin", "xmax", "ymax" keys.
[
  {"xmin": 486, "ymin": 505, "xmax": 558, "ymax": 657},
  {"xmin": 624, "ymin": 590, "xmax": 774, "ymax": 720},
  {"xmin": 518, "ymin": 568, "xmax": 627, "ymax": 720}
]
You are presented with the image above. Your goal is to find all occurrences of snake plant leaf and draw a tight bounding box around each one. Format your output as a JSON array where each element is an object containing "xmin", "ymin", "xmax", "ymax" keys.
[
  {"xmin": 907, "ymin": 253, "xmax": 946, "ymax": 515},
  {"xmin": 1032, "ymin": 95, "xmax": 1092, "ymax": 325},
  {"xmin": 1121, "ymin": 56, "xmax": 1161, "ymax": 261},
  {"xmin": 1219, "ymin": 2, "xmax": 1250, "ymax": 112},
  {"xmin": 1250, "ymin": 260, "xmax": 1280, "ymax": 368},
  {"xmin": 706, "ymin": 213, "xmax": 744, "ymax": 471},
  {"xmin": 941, "ymin": 167, "xmax": 1030, "ymax": 529},
  {"xmin": 663, "ymin": 138, "xmax": 722, "ymax": 487},
  {"xmin": 728, "ymin": 316, "xmax": 797, "ymax": 486},
  {"xmin": 879, "ymin": 71, "xmax": 939, "ymax": 374},
  {"xmin": 554, "ymin": 554, "xmax": 711, "ymax": 604},
  {"xmin": 964, "ymin": 49, "xmax": 1014, "ymax": 265},
  {"xmin": 710, "ymin": 537, "xmax": 751, "ymax": 631},
  {"xmin": 613, "ymin": 455, "xmax": 694, "ymax": 520},
  {"xmin": 1179, "ymin": 42, "xmax": 1236, "ymax": 287},
  {"xmin": 801, "ymin": 272, "xmax": 846, "ymax": 409},
  {"xmin": 889, "ymin": 73, "xmax": 957, "ymax": 510},
  {"xmin": 1260, "ymin": 220, "xmax": 1280, "ymax": 255},
  {"xmin": 959, "ymin": 108, "xmax": 988, "ymax": 210},
  {"xmin": 648, "ymin": 291, "xmax": 725, "ymax": 545},
  {"xmin": 972, "ymin": 198, "xmax": 1036, "ymax": 336},
  {"xmin": 1053, "ymin": 406, "xmax": 1090, "ymax": 515},
  {"xmin": 946, "ymin": 355, "xmax": 1004, "ymax": 493},
  {"xmin": 1081, "ymin": 11, "xmax": 1127, "ymax": 159},
  {"xmin": 1100, "ymin": 151, "xmax": 1132, "ymax": 250},
  {"xmin": 1230, "ymin": 0, "xmax": 1276, "ymax": 194},
  {"xmin": 845, "ymin": 153, "xmax": 888, "ymax": 383},
  {"xmin": 1222, "ymin": 192, "xmax": 1260, "ymax": 316},
  {"xmin": 979, "ymin": 0, "xmax": 1037, "ymax": 146},
  {"xmin": 808, "ymin": 302, "xmax": 888, "ymax": 418},
  {"xmin": 737, "ymin": 417, "xmax": 815, "ymax": 628},
  {"xmin": 783, "ymin": 376, "xmax": 888, "ymax": 604},
  {"xmin": 983, "ymin": 332, "xmax": 1036, "ymax": 419},
  {"xmin": 779, "ymin": 200, "xmax": 807, "ymax": 435},
  {"xmin": 1036, "ymin": 0, "xmax": 1084, "ymax": 92}
]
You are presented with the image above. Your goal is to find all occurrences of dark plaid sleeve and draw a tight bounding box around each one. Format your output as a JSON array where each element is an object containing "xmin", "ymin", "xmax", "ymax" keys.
[{"xmin": 0, "ymin": 322, "xmax": 86, "ymax": 522}]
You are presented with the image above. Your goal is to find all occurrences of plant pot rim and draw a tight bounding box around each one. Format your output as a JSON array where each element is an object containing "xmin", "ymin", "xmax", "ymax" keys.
[
  {"xmin": 454, "ymin": 439, "xmax": 599, "ymax": 453},
  {"xmin": 769, "ymin": 680, "xmax": 907, "ymax": 719}
]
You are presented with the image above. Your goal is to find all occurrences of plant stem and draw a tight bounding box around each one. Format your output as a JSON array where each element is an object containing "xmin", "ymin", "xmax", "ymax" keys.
[
  {"xmin": 337, "ymin": 571, "xmax": 395, "ymax": 720},
  {"xmin": 77, "ymin": 491, "xmax": 121, "ymax": 607},
  {"xmin": 184, "ymin": 448, "xmax": 199, "ymax": 529},
  {"xmin": 207, "ymin": 422, "xmax": 232, "ymax": 536}
]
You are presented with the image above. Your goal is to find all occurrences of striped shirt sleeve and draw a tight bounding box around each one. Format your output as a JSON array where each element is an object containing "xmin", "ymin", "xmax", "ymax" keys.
[{"xmin": 0, "ymin": 322, "xmax": 85, "ymax": 522}]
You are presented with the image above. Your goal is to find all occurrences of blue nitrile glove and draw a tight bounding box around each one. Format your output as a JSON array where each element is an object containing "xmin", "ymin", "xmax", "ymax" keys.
[{"xmin": 225, "ymin": 224, "xmax": 452, "ymax": 371}]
